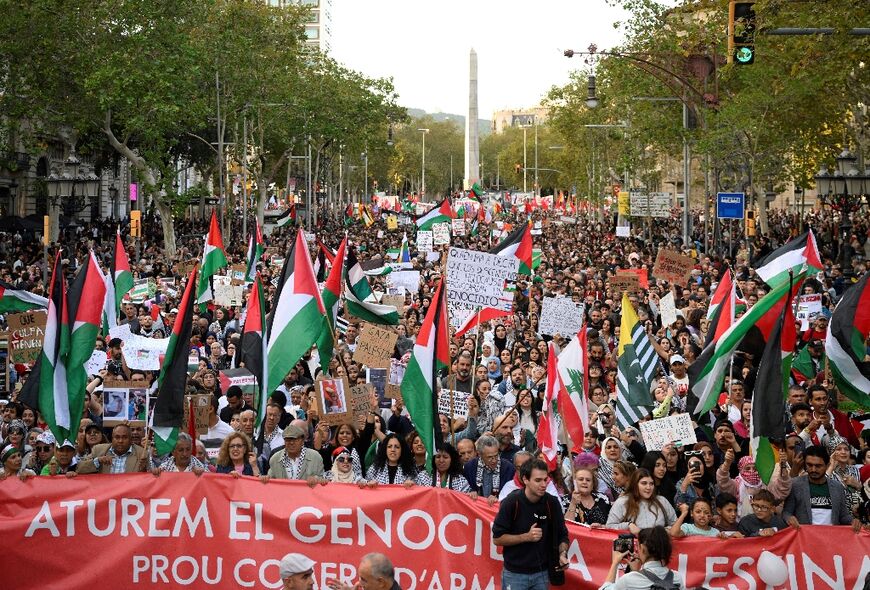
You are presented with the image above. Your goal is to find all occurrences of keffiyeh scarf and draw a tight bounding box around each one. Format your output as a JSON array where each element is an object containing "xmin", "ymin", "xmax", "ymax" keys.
[
  {"xmin": 368, "ymin": 463, "xmax": 413, "ymax": 485},
  {"xmin": 282, "ymin": 446, "xmax": 307, "ymax": 479},
  {"xmin": 476, "ymin": 455, "xmax": 501, "ymax": 495}
]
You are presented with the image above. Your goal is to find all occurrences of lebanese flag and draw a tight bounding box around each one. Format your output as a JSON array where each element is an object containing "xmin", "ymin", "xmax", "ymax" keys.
[
  {"xmin": 195, "ymin": 211, "xmax": 229, "ymax": 307},
  {"xmin": 19, "ymin": 253, "xmax": 70, "ymax": 444},
  {"xmin": 266, "ymin": 229, "xmax": 328, "ymax": 395},
  {"xmin": 0, "ymin": 281, "xmax": 47, "ymax": 313},
  {"xmin": 316, "ymin": 235, "xmax": 347, "ymax": 373},
  {"xmin": 489, "ymin": 221, "xmax": 534, "ymax": 275},
  {"xmin": 401, "ymin": 278, "xmax": 448, "ymax": 473},
  {"xmin": 61, "ymin": 250, "xmax": 107, "ymax": 444},
  {"xmin": 537, "ymin": 342, "xmax": 563, "ymax": 470},
  {"xmin": 153, "ymin": 264, "xmax": 199, "ymax": 455},
  {"xmin": 454, "ymin": 307, "xmax": 512, "ymax": 339},
  {"xmin": 111, "ymin": 228, "xmax": 134, "ymax": 311},
  {"xmin": 239, "ymin": 274, "xmax": 269, "ymax": 427},
  {"xmin": 557, "ymin": 328, "xmax": 590, "ymax": 453},
  {"xmin": 826, "ymin": 272, "xmax": 870, "ymax": 407},
  {"xmin": 704, "ymin": 269, "xmax": 736, "ymax": 346}
]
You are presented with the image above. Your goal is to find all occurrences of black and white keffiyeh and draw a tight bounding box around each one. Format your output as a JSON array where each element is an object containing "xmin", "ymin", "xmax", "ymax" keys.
[
  {"xmin": 282, "ymin": 446, "xmax": 307, "ymax": 479},
  {"xmin": 476, "ymin": 455, "xmax": 500, "ymax": 495}
]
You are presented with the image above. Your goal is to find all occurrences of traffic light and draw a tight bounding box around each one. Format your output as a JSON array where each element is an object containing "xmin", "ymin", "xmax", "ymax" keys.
[
  {"xmin": 745, "ymin": 210, "xmax": 756, "ymax": 236},
  {"xmin": 729, "ymin": 1, "xmax": 756, "ymax": 65},
  {"xmin": 130, "ymin": 210, "xmax": 142, "ymax": 237}
]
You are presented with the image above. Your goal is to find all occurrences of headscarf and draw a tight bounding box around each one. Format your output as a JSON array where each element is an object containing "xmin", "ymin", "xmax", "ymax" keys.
[
  {"xmin": 329, "ymin": 447, "xmax": 357, "ymax": 483},
  {"xmin": 486, "ymin": 357, "xmax": 502, "ymax": 380},
  {"xmin": 737, "ymin": 456, "xmax": 761, "ymax": 487},
  {"xmin": 825, "ymin": 435, "xmax": 848, "ymax": 459},
  {"xmin": 1, "ymin": 444, "xmax": 21, "ymax": 464},
  {"xmin": 598, "ymin": 436, "xmax": 627, "ymax": 495}
]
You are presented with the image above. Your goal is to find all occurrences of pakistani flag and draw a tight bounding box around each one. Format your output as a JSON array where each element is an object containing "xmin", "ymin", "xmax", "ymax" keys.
[
  {"xmin": 266, "ymin": 229, "xmax": 328, "ymax": 395},
  {"xmin": 615, "ymin": 293, "xmax": 657, "ymax": 429},
  {"xmin": 416, "ymin": 198, "xmax": 454, "ymax": 230},
  {"xmin": 754, "ymin": 230, "xmax": 822, "ymax": 288},
  {"xmin": 19, "ymin": 254, "xmax": 70, "ymax": 445},
  {"xmin": 153, "ymin": 264, "xmax": 199, "ymax": 455},
  {"xmin": 344, "ymin": 249, "xmax": 400, "ymax": 325},
  {"xmin": 0, "ymin": 281, "xmax": 47, "ymax": 312},
  {"xmin": 316, "ymin": 236, "xmax": 347, "ymax": 374},
  {"xmin": 556, "ymin": 327, "xmax": 590, "ymax": 450},
  {"xmin": 195, "ymin": 211, "xmax": 229, "ymax": 308},
  {"xmin": 402, "ymin": 277, "xmax": 448, "ymax": 473},
  {"xmin": 238, "ymin": 274, "xmax": 268, "ymax": 427},
  {"xmin": 245, "ymin": 221, "xmax": 265, "ymax": 282},
  {"xmin": 111, "ymin": 228, "xmax": 134, "ymax": 312},
  {"xmin": 825, "ymin": 272, "xmax": 870, "ymax": 407}
]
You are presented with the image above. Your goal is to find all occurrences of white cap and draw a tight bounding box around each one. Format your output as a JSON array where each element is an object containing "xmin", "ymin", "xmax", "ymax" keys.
[
  {"xmin": 670, "ymin": 354, "xmax": 687, "ymax": 365},
  {"xmin": 279, "ymin": 553, "xmax": 315, "ymax": 578}
]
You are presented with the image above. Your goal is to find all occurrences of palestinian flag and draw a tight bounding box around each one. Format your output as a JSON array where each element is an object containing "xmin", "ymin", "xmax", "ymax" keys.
[
  {"xmin": 750, "ymin": 285, "xmax": 796, "ymax": 484},
  {"xmin": 276, "ymin": 205, "xmax": 297, "ymax": 228},
  {"xmin": 790, "ymin": 344, "xmax": 824, "ymax": 385},
  {"xmin": 615, "ymin": 293, "xmax": 657, "ymax": 429},
  {"xmin": 314, "ymin": 243, "xmax": 328, "ymax": 283},
  {"xmin": 705, "ymin": 269, "xmax": 736, "ymax": 347},
  {"xmin": 468, "ymin": 182, "xmax": 484, "ymax": 202},
  {"xmin": 111, "ymin": 228, "xmax": 134, "ymax": 311},
  {"xmin": 245, "ymin": 221, "xmax": 265, "ymax": 282},
  {"xmin": 153, "ymin": 264, "xmax": 199, "ymax": 455},
  {"xmin": 490, "ymin": 221, "xmax": 534, "ymax": 275},
  {"xmin": 454, "ymin": 307, "xmax": 512, "ymax": 338},
  {"xmin": 689, "ymin": 273, "xmax": 805, "ymax": 416},
  {"xmin": 195, "ymin": 211, "xmax": 229, "ymax": 308},
  {"xmin": 754, "ymin": 230, "xmax": 822, "ymax": 289},
  {"xmin": 556, "ymin": 329, "xmax": 590, "ymax": 452},
  {"xmin": 316, "ymin": 236, "xmax": 347, "ymax": 374},
  {"xmin": 416, "ymin": 198, "xmax": 454, "ymax": 230},
  {"xmin": 317, "ymin": 238, "xmax": 336, "ymax": 265},
  {"xmin": 266, "ymin": 228, "xmax": 328, "ymax": 395},
  {"xmin": 238, "ymin": 274, "xmax": 269, "ymax": 427},
  {"xmin": 826, "ymin": 272, "xmax": 870, "ymax": 407},
  {"xmin": 401, "ymin": 277, "xmax": 448, "ymax": 473},
  {"xmin": 537, "ymin": 342, "xmax": 564, "ymax": 470},
  {"xmin": 19, "ymin": 254, "xmax": 70, "ymax": 445},
  {"xmin": 344, "ymin": 249, "xmax": 399, "ymax": 325},
  {"xmin": 0, "ymin": 281, "xmax": 47, "ymax": 312}
]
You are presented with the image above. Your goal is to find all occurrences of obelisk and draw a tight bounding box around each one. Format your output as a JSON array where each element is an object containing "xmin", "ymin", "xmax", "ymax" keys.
[{"xmin": 464, "ymin": 48, "xmax": 479, "ymax": 191}]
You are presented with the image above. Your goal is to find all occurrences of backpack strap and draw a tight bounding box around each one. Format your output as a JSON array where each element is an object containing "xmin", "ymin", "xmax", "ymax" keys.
[{"xmin": 637, "ymin": 568, "xmax": 676, "ymax": 589}]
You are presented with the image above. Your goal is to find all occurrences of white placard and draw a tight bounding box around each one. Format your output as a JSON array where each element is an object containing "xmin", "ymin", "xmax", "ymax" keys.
[
  {"xmin": 433, "ymin": 222, "xmax": 451, "ymax": 245},
  {"xmin": 398, "ymin": 215, "xmax": 411, "ymax": 226},
  {"xmin": 559, "ymin": 215, "xmax": 577, "ymax": 225},
  {"xmin": 659, "ymin": 292, "xmax": 678, "ymax": 327},
  {"xmin": 451, "ymin": 218, "xmax": 466, "ymax": 236},
  {"xmin": 639, "ymin": 413, "xmax": 697, "ymax": 451},
  {"xmin": 616, "ymin": 225, "xmax": 631, "ymax": 238},
  {"xmin": 538, "ymin": 297, "xmax": 585, "ymax": 337},
  {"xmin": 417, "ymin": 231, "xmax": 433, "ymax": 252},
  {"xmin": 437, "ymin": 389, "xmax": 469, "ymax": 420},
  {"xmin": 531, "ymin": 221, "xmax": 543, "ymax": 236},
  {"xmin": 446, "ymin": 247, "xmax": 518, "ymax": 328},
  {"xmin": 389, "ymin": 270, "xmax": 421, "ymax": 295},
  {"xmin": 796, "ymin": 294, "xmax": 822, "ymax": 331},
  {"xmin": 85, "ymin": 349, "xmax": 107, "ymax": 376},
  {"xmin": 629, "ymin": 191, "xmax": 672, "ymax": 218},
  {"xmin": 213, "ymin": 275, "xmax": 244, "ymax": 307}
]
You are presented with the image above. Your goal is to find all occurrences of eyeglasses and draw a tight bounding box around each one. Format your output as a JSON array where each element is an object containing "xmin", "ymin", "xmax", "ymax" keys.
[
  {"xmin": 335, "ymin": 456, "xmax": 351, "ymax": 463},
  {"xmin": 684, "ymin": 450, "xmax": 703, "ymax": 457},
  {"xmin": 751, "ymin": 503, "xmax": 772, "ymax": 511},
  {"xmin": 228, "ymin": 444, "xmax": 245, "ymax": 450}
]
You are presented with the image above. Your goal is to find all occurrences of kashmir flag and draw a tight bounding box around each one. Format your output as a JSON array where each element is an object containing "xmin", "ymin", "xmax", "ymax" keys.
[
  {"xmin": 402, "ymin": 277, "xmax": 448, "ymax": 473},
  {"xmin": 750, "ymin": 284, "xmax": 796, "ymax": 484},
  {"xmin": 754, "ymin": 230, "xmax": 822, "ymax": 289},
  {"xmin": 705, "ymin": 269, "xmax": 736, "ymax": 347},
  {"xmin": 195, "ymin": 211, "xmax": 229, "ymax": 308},
  {"xmin": 615, "ymin": 293, "xmax": 657, "ymax": 429},
  {"xmin": 316, "ymin": 236, "xmax": 347, "ymax": 374},
  {"xmin": 361, "ymin": 206, "xmax": 375, "ymax": 228},
  {"xmin": 266, "ymin": 229, "xmax": 328, "ymax": 395},
  {"xmin": 454, "ymin": 307, "xmax": 512, "ymax": 338},
  {"xmin": 689, "ymin": 272, "xmax": 805, "ymax": 416},
  {"xmin": 19, "ymin": 254, "xmax": 70, "ymax": 445},
  {"xmin": 344, "ymin": 249, "xmax": 400, "ymax": 325},
  {"xmin": 152, "ymin": 264, "xmax": 199, "ymax": 455},
  {"xmin": 557, "ymin": 328, "xmax": 590, "ymax": 452},
  {"xmin": 416, "ymin": 198, "xmax": 454, "ymax": 230},
  {"xmin": 111, "ymin": 228, "xmax": 134, "ymax": 311},
  {"xmin": 826, "ymin": 272, "xmax": 870, "ymax": 407},
  {"xmin": 489, "ymin": 221, "xmax": 534, "ymax": 275},
  {"xmin": 537, "ymin": 342, "xmax": 564, "ymax": 469},
  {"xmin": 238, "ymin": 274, "xmax": 269, "ymax": 427},
  {"xmin": 0, "ymin": 281, "xmax": 47, "ymax": 312},
  {"xmin": 276, "ymin": 205, "xmax": 297, "ymax": 228},
  {"xmin": 245, "ymin": 221, "xmax": 265, "ymax": 282}
]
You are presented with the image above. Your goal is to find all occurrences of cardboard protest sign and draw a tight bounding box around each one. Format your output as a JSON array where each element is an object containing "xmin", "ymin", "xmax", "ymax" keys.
[
  {"xmin": 619, "ymin": 268, "xmax": 649, "ymax": 289},
  {"xmin": 639, "ymin": 413, "xmax": 697, "ymax": 451},
  {"xmin": 7, "ymin": 310, "xmax": 47, "ymax": 364},
  {"xmin": 230, "ymin": 264, "xmax": 247, "ymax": 285},
  {"xmin": 353, "ymin": 324, "xmax": 398, "ymax": 369},
  {"xmin": 416, "ymin": 231, "xmax": 433, "ymax": 252},
  {"xmin": 314, "ymin": 377, "xmax": 351, "ymax": 425},
  {"xmin": 182, "ymin": 394, "xmax": 213, "ymax": 435},
  {"xmin": 437, "ymin": 389, "xmax": 469, "ymax": 420},
  {"xmin": 653, "ymin": 249, "xmax": 695, "ymax": 285},
  {"xmin": 538, "ymin": 297, "xmax": 585, "ymax": 337},
  {"xmin": 381, "ymin": 295, "xmax": 406, "ymax": 315},
  {"xmin": 348, "ymin": 384, "xmax": 374, "ymax": 422},
  {"xmin": 609, "ymin": 272, "xmax": 641, "ymax": 293},
  {"xmin": 432, "ymin": 223, "xmax": 451, "ymax": 245}
]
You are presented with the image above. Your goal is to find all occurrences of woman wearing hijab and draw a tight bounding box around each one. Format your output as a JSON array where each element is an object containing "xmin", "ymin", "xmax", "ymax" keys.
[
  {"xmin": 827, "ymin": 435, "xmax": 862, "ymax": 515},
  {"xmin": 598, "ymin": 436, "xmax": 628, "ymax": 500},
  {"xmin": 716, "ymin": 448, "xmax": 791, "ymax": 518},
  {"xmin": 324, "ymin": 446, "xmax": 364, "ymax": 485}
]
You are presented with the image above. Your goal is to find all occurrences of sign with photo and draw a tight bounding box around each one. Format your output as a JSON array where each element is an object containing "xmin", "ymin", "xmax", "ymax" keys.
[
  {"xmin": 385, "ymin": 358, "xmax": 405, "ymax": 400},
  {"xmin": 366, "ymin": 368, "xmax": 392, "ymax": 409},
  {"xmin": 451, "ymin": 218, "xmax": 466, "ymax": 236},
  {"xmin": 314, "ymin": 377, "xmax": 351, "ymax": 425}
]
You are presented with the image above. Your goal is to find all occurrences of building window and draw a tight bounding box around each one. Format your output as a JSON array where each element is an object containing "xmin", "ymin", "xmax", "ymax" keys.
[
  {"xmin": 300, "ymin": 0, "xmax": 319, "ymax": 6},
  {"xmin": 306, "ymin": 10, "xmax": 319, "ymax": 23},
  {"xmin": 305, "ymin": 26, "xmax": 319, "ymax": 39}
]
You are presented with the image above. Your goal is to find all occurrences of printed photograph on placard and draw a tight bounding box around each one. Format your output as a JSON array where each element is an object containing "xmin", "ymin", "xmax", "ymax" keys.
[
  {"xmin": 314, "ymin": 377, "xmax": 352, "ymax": 425},
  {"xmin": 129, "ymin": 388, "xmax": 148, "ymax": 423},
  {"xmin": 103, "ymin": 388, "xmax": 129, "ymax": 425},
  {"xmin": 366, "ymin": 367, "xmax": 391, "ymax": 409}
]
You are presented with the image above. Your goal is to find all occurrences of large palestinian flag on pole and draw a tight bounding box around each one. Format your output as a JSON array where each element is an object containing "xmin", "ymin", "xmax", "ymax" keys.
[
  {"xmin": 195, "ymin": 211, "xmax": 229, "ymax": 309},
  {"xmin": 401, "ymin": 277, "xmax": 448, "ymax": 473},
  {"xmin": 754, "ymin": 230, "xmax": 822, "ymax": 288},
  {"xmin": 265, "ymin": 229, "xmax": 328, "ymax": 395},
  {"xmin": 489, "ymin": 221, "xmax": 534, "ymax": 275},
  {"xmin": 826, "ymin": 273, "xmax": 870, "ymax": 408},
  {"xmin": 153, "ymin": 264, "xmax": 199, "ymax": 455},
  {"xmin": 111, "ymin": 228, "xmax": 134, "ymax": 312},
  {"xmin": 238, "ymin": 274, "xmax": 269, "ymax": 427},
  {"xmin": 19, "ymin": 254, "xmax": 70, "ymax": 444},
  {"xmin": 705, "ymin": 269, "xmax": 735, "ymax": 346},
  {"xmin": 244, "ymin": 221, "xmax": 265, "ymax": 283},
  {"xmin": 0, "ymin": 281, "xmax": 47, "ymax": 312},
  {"xmin": 316, "ymin": 236, "xmax": 347, "ymax": 373},
  {"xmin": 415, "ymin": 198, "xmax": 454, "ymax": 230},
  {"xmin": 344, "ymin": 249, "xmax": 400, "ymax": 325}
]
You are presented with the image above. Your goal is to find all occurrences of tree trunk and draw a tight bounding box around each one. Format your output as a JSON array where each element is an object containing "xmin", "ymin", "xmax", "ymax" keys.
[
  {"xmin": 754, "ymin": 183, "xmax": 769, "ymax": 237},
  {"xmin": 155, "ymin": 199, "xmax": 177, "ymax": 257},
  {"xmin": 257, "ymin": 184, "xmax": 268, "ymax": 228}
]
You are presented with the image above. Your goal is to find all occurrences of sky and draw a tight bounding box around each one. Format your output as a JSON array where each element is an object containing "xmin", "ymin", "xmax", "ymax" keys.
[{"xmin": 330, "ymin": 0, "xmax": 631, "ymax": 118}]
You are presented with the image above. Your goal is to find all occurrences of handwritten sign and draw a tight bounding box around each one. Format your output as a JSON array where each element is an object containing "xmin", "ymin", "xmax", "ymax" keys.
[
  {"xmin": 639, "ymin": 413, "xmax": 697, "ymax": 451},
  {"xmin": 183, "ymin": 394, "xmax": 213, "ymax": 435},
  {"xmin": 389, "ymin": 271, "xmax": 420, "ymax": 295},
  {"xmin": 416, "ymin": 231, "xmax": 433, "ymax": 252},
  {"xmin": 432, "ymin": 222, "xmax": 451, "ymax": 245},
  {"xmin": 653, "ymin": 249, "xmax": 695, "ymax": 285},
  {"xmin": 353, "ymin": 324, "xmax": 398, "ymax": 368},
  {"xmin": 348, "ymin": 384, "xmax": 374, "ymax": 422},
  {"xmin": 451, "ymin": 218, "xmax": 466, "ymax": 236},
  {"xmin": 7, "ymin": 311, "xmax": 47, "ymax": 364},
  {"xmin": 538, "ymin": 297, "xmax": 585, "ymax": 337},
  {"xmin": 659, "ymin": 292, "xmax": 679, "ymax": 327},
  {"xmin": 609, "ymin": 272, "xmax": 640, "ymax": 293},
  {"xmin": 446, "ymin": 247, "xmax": 517, "ymax": 328},
  {"xmin": 437, "ymin": 389, "xmax": 469, "ymax": 420}
]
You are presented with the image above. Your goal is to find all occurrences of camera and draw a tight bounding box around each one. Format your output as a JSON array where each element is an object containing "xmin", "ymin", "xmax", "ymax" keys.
[{"xmin": 612, "ymin": 533, "xmax": 635, "ymax": 553}]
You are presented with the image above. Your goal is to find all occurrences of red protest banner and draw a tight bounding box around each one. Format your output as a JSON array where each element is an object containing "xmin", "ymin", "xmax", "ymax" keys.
[{"xmin": 0, "ymin": 475, "xmax": 867, "ymax": 589}]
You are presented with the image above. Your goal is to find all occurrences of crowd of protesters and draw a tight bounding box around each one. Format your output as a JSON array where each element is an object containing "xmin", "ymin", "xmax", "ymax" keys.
[{"xmin": 1, "ymin": 197, "xmax": 869, "ymax": 563}]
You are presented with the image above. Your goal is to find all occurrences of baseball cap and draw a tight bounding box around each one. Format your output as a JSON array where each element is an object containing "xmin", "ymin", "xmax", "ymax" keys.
[
  {"xmin": 36, "ymin": 431, "xmax": 56, "ymax": 446},
  {"xmin": 169, "ymin": 308, "xmax": 179, "ymax": 314},
  {"xmin": 670, "ymin": 354, "xmax": 687, "ymax": 365},
  {"xmin": 279, "ymin": 553, "xmax": 315, "ymax": 578},
  {"xmin": 58, "ymin": 439, "xmax": 76, "ymax": 449},
  {"xmin": 282, "ymin": 424, "xmax": 306, "ymax": 439}
]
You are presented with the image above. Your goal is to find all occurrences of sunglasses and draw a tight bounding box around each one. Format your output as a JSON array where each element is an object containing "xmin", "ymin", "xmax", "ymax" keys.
[
  {"xmin": 36, "ymin": 445, "xmax": 54, "ymax": 452},
  {"xmin": 684, "ymin": 450, "xmax": 703, "ymax": 457},
  {"xmin": 335, "ymin": 456, "xmax": 351, "ymax": 464}
]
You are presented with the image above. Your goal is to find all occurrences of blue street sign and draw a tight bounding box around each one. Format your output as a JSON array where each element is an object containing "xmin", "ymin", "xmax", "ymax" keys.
[{"xmin": 717, "ymin": 192, "xmax": 745, "ymax": 219}]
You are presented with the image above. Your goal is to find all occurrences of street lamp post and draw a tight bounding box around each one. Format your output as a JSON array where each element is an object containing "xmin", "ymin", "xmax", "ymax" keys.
[
  {"xmin": 522, "ymin": 125, "xmax": 528, "ymax": 193},
  {"xmin": 814, "ymin": 149, "xmax": 870, "ymax": 270},
  {"xmin": 418, "ymin": 129, "xmax": 429, "ymax": 199}
]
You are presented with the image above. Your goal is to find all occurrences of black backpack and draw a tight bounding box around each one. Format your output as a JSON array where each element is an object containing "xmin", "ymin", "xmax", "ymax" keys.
[{"xmin": 637, "ymin": 569, "xmax": 680, "ymax": 590}]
